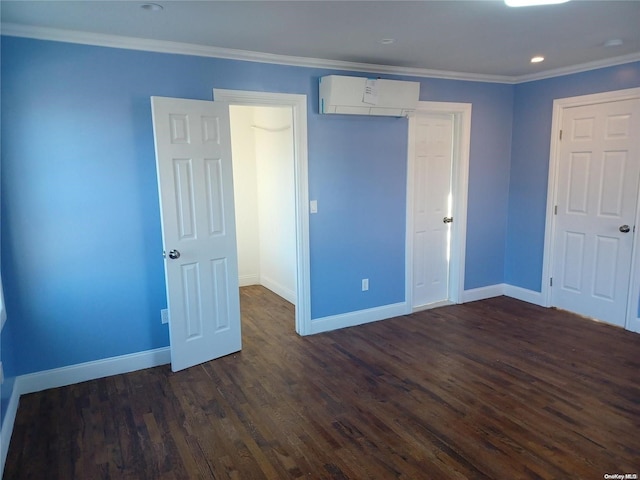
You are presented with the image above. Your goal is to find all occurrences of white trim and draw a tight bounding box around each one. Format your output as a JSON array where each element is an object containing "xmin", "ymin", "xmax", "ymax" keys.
[
  {"xmin": 512, "ymin": 52, "xmax": 640, "ymax": 84},
  {"xmin": 626, "ymin": 152, "xmax": 640, "ymax": 334},
  {"xmin": 7, "ymin": 23, "xmax": 639, "ymax": 85},
  {"xmin": 238, "ymin": 274, "xmax": 260, "ymax": 287},
  {"xmin": 412, "ymin": 300, "xmax": 454, "ymax": 313},
  {"xmin": 260, "ymin": 276, "xmax": 296, "ymax": 305},
  {"xmin": 462, "ymin": 284, "xmax": 505, "ymax": 303},
  {"xmin": 213, "ymin": 89, "xmax": 312, "ymax": 336},
  {"xmin": 542, "ymin": 88, "xmax": 640, "ymax": 332},
  {"xmin": 1, "ymin": 382, "xmax": 20, "ymax": 477},
  {"xmin": 503, "ymin": 284, "xmax": 545, "ymax": 306},
  {"xmin": 405, "ymin": 102, "xmax": 471, "ymax": 312},
  {"xmin": 624, "ymin": 96, "xmax": 640, "ymax": 334},
  {"xmin": 309, "ymin": 303, "xmax": 407, "ymax": 335},
  {"xmin": 462, "ymin": 283, "xmax": 546, "ymax": 305},
  {"xmin": 17, "ymin": 347, "xmax": 170, "ymax": 396},
  {"xmin": 0, "ymin": 23, "xmax": 514, "ymax": 84}
]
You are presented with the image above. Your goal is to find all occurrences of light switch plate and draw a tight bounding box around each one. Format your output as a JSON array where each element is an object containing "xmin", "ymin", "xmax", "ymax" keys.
[{"xmin": 310, "ymin": 200, "xmax": 318, "ymax": 214}]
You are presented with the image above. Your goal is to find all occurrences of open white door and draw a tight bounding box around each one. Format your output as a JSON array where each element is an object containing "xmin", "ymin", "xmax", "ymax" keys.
[{"xmin": 151, "ymin": 96, "xmax": 241, "ymax": 372}]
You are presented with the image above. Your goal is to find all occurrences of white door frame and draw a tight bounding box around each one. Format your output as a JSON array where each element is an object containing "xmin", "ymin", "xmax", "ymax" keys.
[
  {"xmin": 405, "ymin": 101, "xmax": 472, "ymax": 311},
  {"xmin": 213, "ymin": 89, "xmax": 311, "ymax": 335},
  {"xmin": 542, "ymin": 87, "xmax": 640, "ymax": 332}
]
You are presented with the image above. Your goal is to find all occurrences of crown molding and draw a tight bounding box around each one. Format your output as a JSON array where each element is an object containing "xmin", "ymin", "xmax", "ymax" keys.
[
  {"xmin": 513, "ymin": 52, "xmax": 640, "ymax": 83},
  {"xmin": 0, "ymin": 23, "xmax": 514, "ymax": 84},
  {"xmin": 2, "ymin": 23, "xmax": 639, "ymax": 85}
]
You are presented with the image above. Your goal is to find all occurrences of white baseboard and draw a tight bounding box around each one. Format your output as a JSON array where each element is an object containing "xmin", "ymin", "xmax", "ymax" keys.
[
  {"xmin": 17, "ymin": 347, "xmax": 171, "ymax": 396},
  {"xmin": 412, "ymin": 299, "xmax": 454, "ymax": 313},
  {"xmin": 260, "ymin": 276, "xmax": 296, "ymax": 304},
  {"xmin": 462, "ymin": 284, "xmax": 505, "ymax": 303},
  {"xmin": 310, "ymin": 302, "xmax": 407, "ymax": 335},
  {"xmin": 239, "ymin": 274, "xmax": 259, "ymax": 287},
  {"xmin": 1, "ymin": 381, "xmax": 20, "ymax": 477},
  {"xmin": 462, "ymin": 283, "xmax": 545, "ymax": 306},
  {"xmin": 503, "ymin": 284, "xmax": 545, "ymax": 306}
]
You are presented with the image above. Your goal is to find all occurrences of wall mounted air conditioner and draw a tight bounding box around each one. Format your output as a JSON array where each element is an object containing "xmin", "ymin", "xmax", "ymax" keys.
[{"xmin": 319, "ymin": 75, "xmax": 420, "ymax": 117}]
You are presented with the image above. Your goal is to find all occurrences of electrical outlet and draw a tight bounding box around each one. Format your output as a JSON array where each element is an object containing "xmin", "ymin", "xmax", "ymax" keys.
[
  {"xmin": 362, "ymin": 278, "xmax": 369, "ymax": 291},
  {"xmin": 161, "ymin": 309, "xmax": 169, "ymax": 324}
]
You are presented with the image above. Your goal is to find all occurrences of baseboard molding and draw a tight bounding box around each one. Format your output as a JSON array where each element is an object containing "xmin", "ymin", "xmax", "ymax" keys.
[
  {"xmin": 0, "ymin": 382, "xmax": 20, "ymax": 477},
  {"xmin": 503, "ymin": 284, "xmax": 545, "ymax": 306},
  {"xmin": 17, "ymin": 347, "xmax": 171, "ymax": 396},
  {"xmin": 462, "ymin": 284, "xmax": 505, "ymax": 303},
  {"xmin": 412, "ymin": 299, "xmax": 454, "ymax": 313},
  {"xmin": 260, "ymin": 276, "xmax": 296, "ymax": 304},
  {"xmin": 238, "ymin": 274, "xmax": 259, "ymax": 287},
  {"xmin": 462, "ymin": 283, "xmax": 546, "ymax": 306},
  {"xmin": 310, "ymin": 302, "xmax": 407, "ymax": 335}
]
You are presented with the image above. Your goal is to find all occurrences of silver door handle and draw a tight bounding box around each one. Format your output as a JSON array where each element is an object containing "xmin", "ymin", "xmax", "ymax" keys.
[
  {"xmin": 168, "ymin": 249, "xmax": 181, "ymax": 259},
  {"xmin": 443, "ymin": 217, "xmax": 453, "ymax": 224},
  {"xmin": 619, "ymin": 225, "xmax": 630, "ymax": 233}
]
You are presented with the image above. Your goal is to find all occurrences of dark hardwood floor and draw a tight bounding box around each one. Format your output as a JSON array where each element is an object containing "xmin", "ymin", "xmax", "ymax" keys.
[{"xmin": 5, "ymin": 286, "xmax": 640, "ymax": 479}]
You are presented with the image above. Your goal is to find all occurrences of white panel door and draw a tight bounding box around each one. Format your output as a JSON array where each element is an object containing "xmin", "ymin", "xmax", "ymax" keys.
[
  {"xmin": 151, "ymin": 96, "xmax": 241, "ymax": 372},
  {"xmin": 412, "ymin": 113, "xmax": 454, "ymax": 308},
  {"xmin": 552, "ymin": 98, "xmax": 640, "ymax": 326}
]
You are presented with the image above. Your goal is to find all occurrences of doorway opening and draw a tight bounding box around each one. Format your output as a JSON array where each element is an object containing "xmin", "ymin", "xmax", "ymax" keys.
[
  {"xmin": 230, "ymin": 105, "xmax": 297, "ymax": 304},
  {"xmin": 214, "ymin": 89, "xmax": 311, "ymax": 336}
]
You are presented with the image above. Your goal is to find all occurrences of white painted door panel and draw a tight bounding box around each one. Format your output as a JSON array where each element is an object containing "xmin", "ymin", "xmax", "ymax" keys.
[
  {"xmin": 412, "ymin": 113, "xmax": 454, "ymax": 308},
  {"xmin": 552, "ymin": 98, "xmax": 640, "ymax": 326},
  {"xmin": 151, "ymin": 97, "xmax": 241, "ymax": 372}
]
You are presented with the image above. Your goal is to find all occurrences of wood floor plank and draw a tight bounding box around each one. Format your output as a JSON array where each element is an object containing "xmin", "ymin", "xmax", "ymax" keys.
[{"xmin": 5, "ymin": 286, "xmax": 640, "ymax": 479}]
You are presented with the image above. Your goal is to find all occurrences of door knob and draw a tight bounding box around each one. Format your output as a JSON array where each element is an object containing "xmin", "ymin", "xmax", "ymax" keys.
[
  {"xmin": 619, "ymin": 225, "xmax": 630, "ymax": 233},
  {"xmin": 168, "ymin": 249, "xmax": 181, "ymax": 259},
  {"xmin": 443, "ymin": 217, "xmax": 453, "ymax": 224}
]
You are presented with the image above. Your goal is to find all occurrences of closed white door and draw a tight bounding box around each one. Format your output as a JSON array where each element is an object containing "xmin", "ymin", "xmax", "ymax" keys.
[
  {"xmin": 151, "ymin": 96, "xmax": 241, "ymax": 372},
  {"xmin": 411, "ymin": 113, "xmax": 454, "ymax": 308},
  {"xmin": 552, "ymin": 98, "xmax": 640, "ymax": 326}
]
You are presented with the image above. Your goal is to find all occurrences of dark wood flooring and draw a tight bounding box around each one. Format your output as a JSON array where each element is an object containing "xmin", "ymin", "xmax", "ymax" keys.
[{"xmin": 5, "ymin": 286, "xmax": 640, "ymax": 479}]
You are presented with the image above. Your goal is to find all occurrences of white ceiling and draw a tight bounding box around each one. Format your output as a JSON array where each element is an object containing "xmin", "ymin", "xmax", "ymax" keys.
[{"xmin": 2, "ymin": 0, "xmax": 639, "ymax": 82}]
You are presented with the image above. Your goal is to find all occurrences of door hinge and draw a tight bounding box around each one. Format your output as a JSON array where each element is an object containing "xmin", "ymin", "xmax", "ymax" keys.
[
  {"xmin": 550, "ymin": 277, "xmax": 553, "ymax": 287},
  {"xmin": 559, "ymin": 129, "xmax": 563, "ymax": 140},
  {"xmin": 554, "ymin": 205, "xmax": 558, "ymax": 215}
]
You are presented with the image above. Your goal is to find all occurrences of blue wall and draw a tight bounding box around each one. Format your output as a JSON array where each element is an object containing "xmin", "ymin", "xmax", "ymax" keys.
[
  {"xmin": 0, "ymin": 34, "xmax": 509, "ymax": 377},
  {"xmin": 505, "ymin": 62, "xmax": 640, "ymax": 292}
]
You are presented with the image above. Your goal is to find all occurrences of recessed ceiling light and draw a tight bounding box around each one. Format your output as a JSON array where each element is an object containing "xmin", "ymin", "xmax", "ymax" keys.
[
  {"xmin": 603, "ymin": 38, "xmax": 623, "ymax": 48},
  {"xmin": 141, "ymin": 3, "xmax": 163, "ymax": 11},
  {"xmin": 531, "ymin": 56, "xmax": 545, "ymax": 63},
  {"xmin": 505, "ymin": 0, "xmax": 569, "ymax": 6},
  {"xmin": 378, "ymin": 38, "xmax": 396, "ymax": 45}
]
